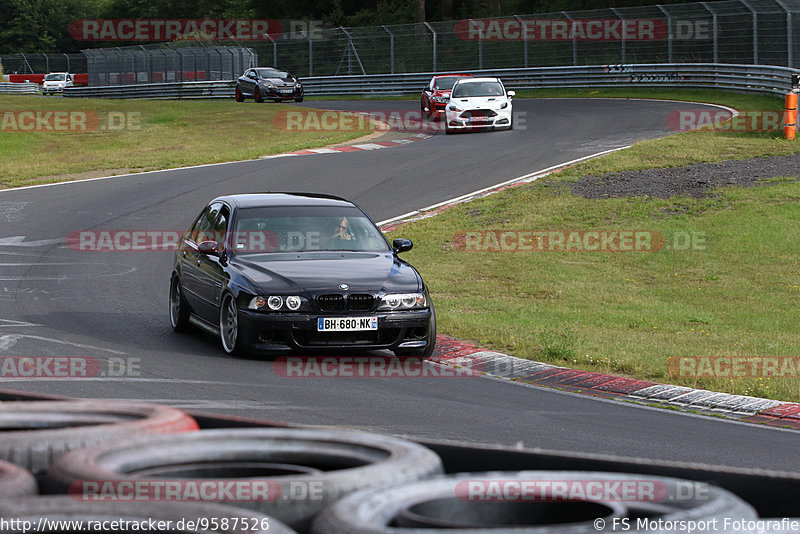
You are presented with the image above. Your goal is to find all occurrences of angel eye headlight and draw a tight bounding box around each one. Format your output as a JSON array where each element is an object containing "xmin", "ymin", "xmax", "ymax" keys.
[
  {"xmin": 378, "ymin": 293, "xmax": 426, "ymax": 310},
  {"xmin": 286, "ymin": 296, "xmax": 301, "ymax": 310},
  {"xmin": 267, "ymin": 296, "xmax": 283, "ymax": 310}
]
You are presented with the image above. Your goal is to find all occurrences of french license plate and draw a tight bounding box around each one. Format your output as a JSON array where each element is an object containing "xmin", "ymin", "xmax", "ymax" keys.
[
  {"xmin": 280, "ymin": 89, "xmax": 293, "ymax": 94},
  {"xmin": 469, "ymin": 116, "xmax": 489, "ymax": 122},
  {"xmin": 317, "ymin": 317, "xmax": 378, "ymax": 332}
]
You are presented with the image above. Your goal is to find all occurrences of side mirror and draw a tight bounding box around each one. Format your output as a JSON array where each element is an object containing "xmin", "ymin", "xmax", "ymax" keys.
[
  {"xmin": 507, "ymin": 90, "xmax": 516, "ymax": 97},
  {"xmin": 392, "ymin": 238, "xmax": 413, "ymax": 253},
  {"xmin": 197, "ymin": 240, "xmax": 219, "ymax": 254}
]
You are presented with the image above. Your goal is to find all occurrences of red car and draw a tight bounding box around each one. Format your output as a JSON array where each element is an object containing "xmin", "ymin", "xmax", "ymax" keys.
[{"xmin": 420, "ymin": 74, "xmax": 473, "ymax": 121}]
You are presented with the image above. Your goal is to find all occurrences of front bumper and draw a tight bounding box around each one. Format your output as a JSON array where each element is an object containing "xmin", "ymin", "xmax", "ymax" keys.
[
  {"xmin": 238, "ymin": 308, "xmax": 433, "ymax": 353},
  {"xmin": 444, "ymin": 107, "xmax": 512, "ymax": 130},
  {"xmin": 262, "ymin": 85, "xmax": 303, "ymax": 99}
]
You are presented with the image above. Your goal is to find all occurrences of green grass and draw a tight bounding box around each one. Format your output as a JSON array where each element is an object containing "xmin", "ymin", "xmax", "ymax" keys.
[
  {"xmin": 0, "ymin": 96, "xmax": 372, "ymax": 188},
  {"xmin": 387, "ymin": 92, "xmax": 800, "ymax": 402}
]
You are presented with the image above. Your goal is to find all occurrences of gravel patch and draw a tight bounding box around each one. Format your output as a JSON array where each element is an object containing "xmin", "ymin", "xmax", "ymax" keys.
[{"xmin": 570, "ymin": 153, "xmax": 800, "ymax": 199}]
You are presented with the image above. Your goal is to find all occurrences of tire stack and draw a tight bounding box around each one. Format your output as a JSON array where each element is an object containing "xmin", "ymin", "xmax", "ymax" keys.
[{"xmin": 0, "ymin": 395, "xmax": 775, "ymax": 533}]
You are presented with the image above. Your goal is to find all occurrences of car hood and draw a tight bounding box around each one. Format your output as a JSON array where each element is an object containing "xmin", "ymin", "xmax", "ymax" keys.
[
  {"xmin": 450, "ymin": 96, "xmax": 508, "ymax": 107},
  {"xmin": 260, "ymin": 77, "xmax": 296, "ymax": 85},
  {"xmin": 232, "ymin": 252, "xmax": 421, "ymax": 294}
]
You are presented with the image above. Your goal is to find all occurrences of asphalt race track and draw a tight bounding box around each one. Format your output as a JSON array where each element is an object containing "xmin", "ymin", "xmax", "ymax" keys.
[{"xmin": 2, "ymin": 98, "xmax": 798, "ymax": 474}]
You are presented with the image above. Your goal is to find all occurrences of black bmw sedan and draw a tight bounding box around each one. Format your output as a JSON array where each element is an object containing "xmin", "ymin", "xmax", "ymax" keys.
[
  {"xmin": 169, "ymin": 193, "xmax": 435, "ymax": 357},
  {"xmin": 235, "ymin": 67, "xmax": 304, "ymax": 103}
]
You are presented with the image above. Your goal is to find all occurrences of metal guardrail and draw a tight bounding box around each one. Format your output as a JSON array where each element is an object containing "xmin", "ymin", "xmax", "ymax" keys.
[
  {"xmin": 0, "ymin": 82, "xmax": 40, "ymax": 95},
  {"xmin": 62, "ymin": 63, "xmax": 800, "ymax": 99},
  {"xmin": 64, "ymin": 80, "xmax": 235, "ymax": 99}
]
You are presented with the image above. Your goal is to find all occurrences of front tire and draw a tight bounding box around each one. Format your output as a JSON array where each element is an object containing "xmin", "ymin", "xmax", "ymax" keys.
[
  {"xmin": 234, "ymin": 86, "xmax": 245, "ymax": 102},
  {"xmin": 169, "ymin": 276, "xmax": 190, "ymax": 332},
  {"xmin": 254, "ymin": 87, "xmax": 264, "ymax": 103},
  {"xmin": 295, "ymin": 96, "xmax": 304, "ymax": 103},
  {"xmin": 220, "ymin": 293, "xmax": 243, "ymax": 355}
]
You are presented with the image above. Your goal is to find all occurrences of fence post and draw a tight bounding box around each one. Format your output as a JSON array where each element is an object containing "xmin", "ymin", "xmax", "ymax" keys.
[
  {"xmin": 468, "ymin": 19, "xmax": 483, "ymax": 69},
  {"xmin": 739, "ymin": 0, "xmax": 758, "ymax": 65},
  {"xmin": 424, "ymin": 22, "xmax": 437, "ymax": 72},
  {"xmin": 700, "ymin": 3, "xmax": 719, "ymax": 63},
  {"xmin": 774, "ymin": 0, "xmax": 793, "ymax": 67},
  {"xmin": 611, "ymin": 8, "xmax": 626, "ymax": 64},
  {"xmin": 513, "ymin": 16, "xmax": 528, "ymax": 67},
  {"xmin": 656, "ymin": 5, "xmax": 673, "ymax": 63},
  {"xmin": 562, "ymin": 11, "xmax": 578, "ymax": 66},
  {"xmin": 381, "ymin": 26, "xmax": 394, "ymax": 74}
]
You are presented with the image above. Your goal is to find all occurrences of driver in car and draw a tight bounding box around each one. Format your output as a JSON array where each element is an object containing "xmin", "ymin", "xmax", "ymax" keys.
[{"xmin": 332, "ymin": 217, "xmax": 355, "ymax": 241}]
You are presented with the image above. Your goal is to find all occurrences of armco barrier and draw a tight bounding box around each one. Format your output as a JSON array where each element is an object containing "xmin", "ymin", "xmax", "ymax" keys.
[
  {"xmin": 64, "ymin": 80, "xmax": 235, "ymax": 99},
  {"xmin": 0, "ymin": 82, "xmax": 40, "ymax": 95},
  {"xmin": 63, "ymin": 63, "xmax": 800, "ymax": 99}
]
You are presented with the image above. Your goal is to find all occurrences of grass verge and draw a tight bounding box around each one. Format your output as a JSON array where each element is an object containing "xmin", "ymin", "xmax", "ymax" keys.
[{"xmin": 0, "ymin": 96, "xmax": 372, "ymax": 189}]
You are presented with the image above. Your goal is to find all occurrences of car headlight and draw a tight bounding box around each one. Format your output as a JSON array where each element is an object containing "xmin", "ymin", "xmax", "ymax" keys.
[
  {"xmin": 499, "ymin": 102, "xmax": 508, "ymax": 109},
  {"xmin": 377, "ymin": 293, "xmax": 427, "ymax": 310},
  {"xmin": 447, "ymin": 104, "xmax": 462, "ymax": 112},
  {"xmin": 249, "ymin": 295, "xmax": 306, "ymax": 311},
  {"xmin": 261, "ymin": 82, "xmax": 276, "ymax": 89},
  {"xmin": 295, "ymin": 83, "xmax": 302, "ymax": 88},
  {"xmin": 432, "ymin": 96, "xmax": 449, "ymax": 103}
]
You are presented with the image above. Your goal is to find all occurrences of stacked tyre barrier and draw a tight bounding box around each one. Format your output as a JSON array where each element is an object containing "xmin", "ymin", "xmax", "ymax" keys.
[{"xmin": 0, "ymin": 394, "xmax": 794, "ymax": 533}]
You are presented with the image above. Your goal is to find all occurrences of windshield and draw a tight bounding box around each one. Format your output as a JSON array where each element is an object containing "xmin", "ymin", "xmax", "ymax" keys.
[
  {"xmin": 433, "ymin": 77, "xmax": 465, "ymax": 90},
  {"xmin": 231, "ymin": 206, "xmax": 390, "ymax": 254},
  {"xmin": 256, "ymin": 68, "xmax": 292, "ymax": 80},
  {"xmin": 451, "ymin": 81, "xmax": 504, "ymax": 98},
  {"xmin": 45, "ymin": 73, "xmax": 66, "ymax": 81}
]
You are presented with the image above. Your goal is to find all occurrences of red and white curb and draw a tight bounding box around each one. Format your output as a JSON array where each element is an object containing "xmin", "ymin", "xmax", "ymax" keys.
[
  {"xmin": 262, "ymin": 133, "xmax": 431, "ymax": 159},
  {"xmin": 429, "ymin": 336, "xmax": 800, "ymax": 429}
]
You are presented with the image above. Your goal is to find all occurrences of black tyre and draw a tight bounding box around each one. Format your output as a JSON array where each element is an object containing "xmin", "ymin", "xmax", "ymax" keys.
[
  {"xmin": 235, "ymin": 85, "xmax": 245, "ymax": 102},
  {"xmin": 0, "ymin": 400, "xmax": 198, "ymax": 474},
  {"xmin": 254, "ymin": 86, "xmax": 264, "ymax": 103},
  {"xmin": 0, "ymin": 497, "xmax": 293, "ymax": 533},
  {"xmin": 295, "ymin": 97, "xmax": 304, "ymax": 102},
  {"xmin": 169, "ymin": 275, "xmax": 191, "ymax": 332},
  {"xmin": 445, "ymin": 123, "xmax": 454, "ymax": 135},
  {"xmin": 394, "ymin": 302, "xmax": 436, "ymax": 358},
  {"xmin": 220, "ymin": 293, "xmax": 244, "ymax": 355},
  {"xmin": 312, "ymin": 471, "xmax": 757, "ymax": 533},
  {"xmin": 45, "ymin": 428, "xmax": 443, "ymax": 532},
  {"xmin": 0, "ymin": 460, "xmax": 37, "ymax": 498}
]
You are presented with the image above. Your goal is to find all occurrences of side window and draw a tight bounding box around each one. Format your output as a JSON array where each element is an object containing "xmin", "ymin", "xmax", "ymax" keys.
[
  {"xmin": 190, "ymin": 203, "xmax": 222, "ymax": 244},
  {"xmin": 213, "ymin": 206, "xmax": 230, "ymax": 249}
]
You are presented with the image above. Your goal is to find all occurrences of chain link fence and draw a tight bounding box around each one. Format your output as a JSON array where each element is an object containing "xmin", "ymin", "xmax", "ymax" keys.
[
  {"xmin": 1, "ymin": 0, "xmax": 798, "ymax": 82},
  {"xmin": 250, "ymin": 0, "xmax": 800, "ymax": 76},
  {"xmin": 82, "ymin": 43, "xmax": 256, "ymax": 85},
  {"xmin": 0, "ymin": 53, "xmax": 85, "ymax": 75}
]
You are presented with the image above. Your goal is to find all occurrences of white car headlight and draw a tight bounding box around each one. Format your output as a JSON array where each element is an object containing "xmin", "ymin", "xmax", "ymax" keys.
[
  {"xmin": 499, "ymin": 102, "xmax": 509, "ymax": 109},
  {"xmin": 377, "ymin": 293, "xmax": 426, "ymax": 310},
  {"xmin": 249, "ymin": 295, "xmax": 305, "ymax": 311}
]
